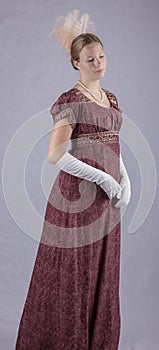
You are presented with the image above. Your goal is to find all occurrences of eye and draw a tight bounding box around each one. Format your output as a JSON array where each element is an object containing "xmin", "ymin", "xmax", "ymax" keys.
[
  {"xmin": 87, "ymin": 59, "xmax": 94, "ymax": 62},
  {"xmin": 87, "ymin": 55, "xmax": 105, "ymax": 63}
]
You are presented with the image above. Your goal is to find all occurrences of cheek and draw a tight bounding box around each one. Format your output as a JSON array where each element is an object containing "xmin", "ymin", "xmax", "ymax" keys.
[{"xmin": 82, "ymin": 63, "xmax": 92, "ymax": 72}]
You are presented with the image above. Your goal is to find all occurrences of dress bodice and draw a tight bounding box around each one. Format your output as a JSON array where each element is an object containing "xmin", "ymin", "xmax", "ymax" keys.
[{"xmin": 50, "ymin": 87, "xmax": 123, "ymax": 139}]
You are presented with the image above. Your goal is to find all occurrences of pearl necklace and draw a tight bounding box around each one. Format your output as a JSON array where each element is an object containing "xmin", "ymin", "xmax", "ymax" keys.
[{"xmin": 77, "ymin": 80, "xmax": 105, "ymax": 102}]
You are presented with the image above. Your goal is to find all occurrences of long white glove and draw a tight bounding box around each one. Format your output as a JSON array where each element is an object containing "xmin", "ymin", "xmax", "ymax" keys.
[
  {"xmin": 55, "ymin": 151, "xmax": 122, "ymax": 200},
  {"xmin": 114, "ymin": 154, "xmax": 131, "ymax": 208}
]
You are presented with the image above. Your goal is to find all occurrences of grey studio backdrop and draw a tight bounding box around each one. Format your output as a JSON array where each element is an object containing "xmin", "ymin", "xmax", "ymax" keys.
[{"xmin": 1, "ymin": 1, "xmax": 159, "ymax": 349}]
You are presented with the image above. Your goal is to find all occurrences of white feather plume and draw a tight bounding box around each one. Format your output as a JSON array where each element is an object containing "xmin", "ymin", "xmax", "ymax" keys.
[
  {"xmin": 76, "ymin": 13, "xmax": 95, "ymax": 34},
  {"xmin": 48, "ymin": 9, "xmax": 95, "ymax": 56}
]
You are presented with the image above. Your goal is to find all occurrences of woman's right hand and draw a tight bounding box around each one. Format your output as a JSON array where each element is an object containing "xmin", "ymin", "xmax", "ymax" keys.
[{"xmin": 99, "ymin": 174, "xmax": 122, "ymax": 200}]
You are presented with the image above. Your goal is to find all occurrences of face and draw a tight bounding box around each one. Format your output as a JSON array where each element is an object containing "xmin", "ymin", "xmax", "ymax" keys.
[{"xmin": 73, "ymin": 42, "xmax": 107, "ymax": 81}]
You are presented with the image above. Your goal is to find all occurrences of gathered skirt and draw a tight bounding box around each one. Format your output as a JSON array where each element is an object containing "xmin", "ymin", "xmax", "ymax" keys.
[{"xmin": 16, "ymin": 139, "xmax": 121, "ymax": 350}]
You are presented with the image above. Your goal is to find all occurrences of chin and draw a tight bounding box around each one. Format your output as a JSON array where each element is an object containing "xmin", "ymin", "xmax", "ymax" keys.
[
  {"xmin": 98, "ymin": 71, "xmax": 106, "ymax": 79},
  {"xmin": 95, "ymin": 69, "xmax": 106, "ymax": 76}
]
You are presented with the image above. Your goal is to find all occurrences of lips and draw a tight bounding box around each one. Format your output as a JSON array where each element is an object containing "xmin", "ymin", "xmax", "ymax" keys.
[{"xmin": 95, "ymin": 69, "xmax": 104, "ymax": 73}]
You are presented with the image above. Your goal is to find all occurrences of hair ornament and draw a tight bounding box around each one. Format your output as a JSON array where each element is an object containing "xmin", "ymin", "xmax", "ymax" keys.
[{"xmin": 48, "ymin": 9, "xmax": 95, "ymax": 56}]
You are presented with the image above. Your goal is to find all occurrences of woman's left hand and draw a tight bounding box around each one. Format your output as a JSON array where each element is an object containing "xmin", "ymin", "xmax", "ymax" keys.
[
  {"xmin": 114, "ymin": 178, "xmax": 131, "ymax": 208},
  {"xmin": 114, "ymin": 154, "xmax": 131, "ymax": 208}
]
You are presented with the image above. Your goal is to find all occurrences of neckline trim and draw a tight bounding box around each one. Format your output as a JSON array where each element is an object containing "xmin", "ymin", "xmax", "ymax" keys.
[{"xmin": 70, "ymin": 87, "xmax": 113, "ymax": 110}]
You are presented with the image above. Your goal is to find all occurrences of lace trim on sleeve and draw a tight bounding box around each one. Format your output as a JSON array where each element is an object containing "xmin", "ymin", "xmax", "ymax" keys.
[{"xmin": 53, "ymin": 107, "xmax": 76, "ymax": 125}]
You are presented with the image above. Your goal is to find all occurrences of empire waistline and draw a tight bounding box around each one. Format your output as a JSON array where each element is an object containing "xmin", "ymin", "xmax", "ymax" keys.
[{"xmin": 71, "ymin": 131, "xmax": 119, "ymax": 148}]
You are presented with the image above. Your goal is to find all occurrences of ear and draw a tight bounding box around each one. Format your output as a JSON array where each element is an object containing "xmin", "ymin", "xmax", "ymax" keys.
[{"xmin": 73, "ymin": 60, "xmax": 80, "ymax": 70}]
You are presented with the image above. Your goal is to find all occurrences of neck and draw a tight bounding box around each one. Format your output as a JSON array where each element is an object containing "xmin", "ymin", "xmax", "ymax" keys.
[
  {"xmin": 76, "ymin": 77, "xmax": 105, "ymax": 103},
  {"xmin": 78, "ymin": 78, "xmax": 101, "ymax": 93}
]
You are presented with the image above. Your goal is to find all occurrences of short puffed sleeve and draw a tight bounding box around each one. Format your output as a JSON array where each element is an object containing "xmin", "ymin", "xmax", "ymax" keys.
[{"xmin": 50, "ymin": 91, "xmax": 80, "ymax": 131}]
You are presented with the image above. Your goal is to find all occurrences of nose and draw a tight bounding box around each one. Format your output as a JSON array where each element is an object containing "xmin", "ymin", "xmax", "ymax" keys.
[{"xmin": 94, "ymin": 57, "xmax": 101, "ymax": 67}]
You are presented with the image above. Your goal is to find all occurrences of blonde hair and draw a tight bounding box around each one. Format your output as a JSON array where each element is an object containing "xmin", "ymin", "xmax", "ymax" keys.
[{"xmin": 70, "ymin": 33, "xmax": 104, "ymax": 70}]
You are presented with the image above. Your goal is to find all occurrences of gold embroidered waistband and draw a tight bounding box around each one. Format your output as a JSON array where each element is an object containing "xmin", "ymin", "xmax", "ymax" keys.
[{"xmin": 71, "ymin": 131, "xmax": 119, "ymax": 148}]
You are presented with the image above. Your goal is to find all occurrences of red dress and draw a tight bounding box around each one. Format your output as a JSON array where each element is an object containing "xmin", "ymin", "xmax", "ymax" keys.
[{"xmin": 16, "ymin": 88, "xmax": 123, "ymax": 350}]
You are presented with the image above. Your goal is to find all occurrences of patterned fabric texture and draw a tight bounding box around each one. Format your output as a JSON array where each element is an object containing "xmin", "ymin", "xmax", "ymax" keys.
[{"xmin": 16, "ymin": 88, "xmax": 123, "ymax": 350}]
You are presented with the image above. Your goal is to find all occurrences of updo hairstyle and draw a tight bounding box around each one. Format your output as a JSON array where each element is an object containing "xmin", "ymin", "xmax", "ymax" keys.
[{"xmin": 70, "ymin": 33, "xmax": 103, "ymax": 70}]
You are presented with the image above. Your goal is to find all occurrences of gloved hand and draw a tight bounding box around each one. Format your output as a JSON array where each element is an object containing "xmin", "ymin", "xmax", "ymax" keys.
[
  {"xmin": 54, "ymin": 151, "xmax": 122, "ymax": 200},
  {"xmin": 114, "ymin": 154, "xmax": 131, "ymax": 208}
]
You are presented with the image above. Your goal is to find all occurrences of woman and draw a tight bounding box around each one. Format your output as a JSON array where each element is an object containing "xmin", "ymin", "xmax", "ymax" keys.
[{"xmin": 16, "ymin": 11, "xmax": 131, "ymax": 350}]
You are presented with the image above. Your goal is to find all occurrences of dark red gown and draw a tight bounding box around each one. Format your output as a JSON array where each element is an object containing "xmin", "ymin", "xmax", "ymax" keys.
[{"xmin": 15, "ymin": 87, "xmax": 123, "ymax": 350}]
